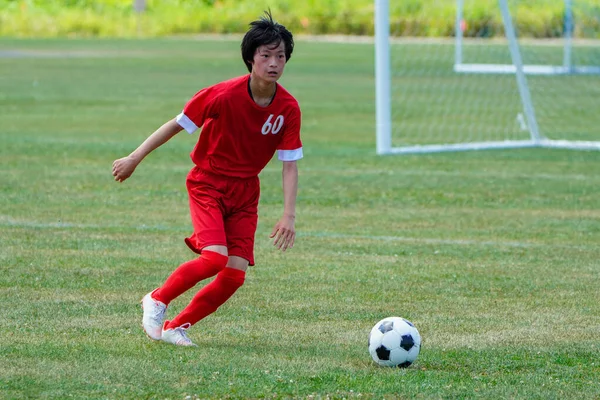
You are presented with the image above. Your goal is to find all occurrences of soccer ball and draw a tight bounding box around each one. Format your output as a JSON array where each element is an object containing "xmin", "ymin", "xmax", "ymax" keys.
[{"xmin": 368, "ymin": 316, "xmax": 421, "ymax": 368}]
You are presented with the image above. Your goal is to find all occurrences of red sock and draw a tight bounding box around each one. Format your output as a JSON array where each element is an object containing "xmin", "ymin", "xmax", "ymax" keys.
[
  {"xmin": 152, "ymin": 251, "xmax": 228, "ymax": 305},
  {"xmin": 166, "ymin": 267, "xmax": 245, "ymax": 329}
]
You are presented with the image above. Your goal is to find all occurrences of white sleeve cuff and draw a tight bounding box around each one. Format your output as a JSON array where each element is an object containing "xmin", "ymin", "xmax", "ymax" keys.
[
  {"xmin": 278, "ymin": 148, "xmax": 303, "ymax": 161},
  {"xmin": 176, "ymin": 112, "xmax": 199, "ymax": 134}
]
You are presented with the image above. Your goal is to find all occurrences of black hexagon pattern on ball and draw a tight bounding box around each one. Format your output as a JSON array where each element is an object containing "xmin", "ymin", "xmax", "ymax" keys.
[
  {"xmin": 375, "ymin": 345, "xmax": 391, "ymax": 361},
  {"xmin": 400, "ymin": 334, "xmax": 415, "ymax": 351}
]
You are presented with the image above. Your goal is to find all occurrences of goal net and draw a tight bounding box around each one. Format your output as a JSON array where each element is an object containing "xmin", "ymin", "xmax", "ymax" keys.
[{"xmin": 375, "ymin": 0, "xmax": 600, "ymax": 155}]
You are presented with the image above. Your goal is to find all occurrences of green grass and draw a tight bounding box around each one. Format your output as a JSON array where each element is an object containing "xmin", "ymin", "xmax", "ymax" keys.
[{"xmin": 1, "ymin": 37, "xmax": 600, "ymax": 399}]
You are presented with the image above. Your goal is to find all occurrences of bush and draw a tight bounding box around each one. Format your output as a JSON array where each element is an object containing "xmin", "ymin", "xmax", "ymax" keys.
[{"xmin": 0, "ymin": 0, "xmax": 598, "ymax": 38}]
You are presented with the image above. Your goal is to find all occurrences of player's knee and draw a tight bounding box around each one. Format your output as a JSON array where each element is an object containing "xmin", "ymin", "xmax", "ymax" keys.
[
  {"xmin": 219, "ymin": 267, "xmax": 246, "ymax": 288},
  {"xmin": 201, "ymin": 250, "xmax": 229, "ymax": 272}
]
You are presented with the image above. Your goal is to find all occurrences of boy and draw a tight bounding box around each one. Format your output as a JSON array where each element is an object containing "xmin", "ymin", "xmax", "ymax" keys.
[{"xmin": 112, "ymin": 11, "xmax": 302, "ymax": 346}]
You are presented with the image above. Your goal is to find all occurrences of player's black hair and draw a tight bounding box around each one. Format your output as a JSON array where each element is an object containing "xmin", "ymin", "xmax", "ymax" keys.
[{"xmin": 241, "ymin": 10, "xmax": 294, "ymax": 72}]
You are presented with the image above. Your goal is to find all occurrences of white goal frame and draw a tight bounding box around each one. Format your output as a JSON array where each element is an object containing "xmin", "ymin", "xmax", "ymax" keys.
[{"xmin": 374, "ymin": 0, "xmax": 600, "ymax": 155}]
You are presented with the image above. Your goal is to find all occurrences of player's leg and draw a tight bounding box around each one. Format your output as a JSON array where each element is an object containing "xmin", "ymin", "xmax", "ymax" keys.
[
  {"xmin": 142, "ymin": 169, "xmax": 228, "ymax": 340},
  {"xmin": 161, "ymin": 255, "xmax": 247, "ymax": 346},
  {"xmin": 162, "ymin": 178, "xmax": 259, "ymax": 343},
  {"xmin": 164, "ymin": 220, "xmax": 255, "ymax": 329},
  {"xmin": 141, "ymin": 247, "xmax": 228, "ymax": 340}
]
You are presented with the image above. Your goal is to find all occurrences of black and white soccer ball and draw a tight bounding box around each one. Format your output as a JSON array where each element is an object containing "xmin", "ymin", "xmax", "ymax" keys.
[{"xmin": 368, "ymin": 316, "xmax": 421, "ymax": 368}]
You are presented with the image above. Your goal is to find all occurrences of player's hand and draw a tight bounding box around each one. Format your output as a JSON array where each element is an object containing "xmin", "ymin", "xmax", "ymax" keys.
[
  {"xmin": 269, "ymin": 215, "xmax": 296, "ymax": 252},
  {"xmin": 112, "ymin": 156, "xmax": 138, "ymax": 182}
]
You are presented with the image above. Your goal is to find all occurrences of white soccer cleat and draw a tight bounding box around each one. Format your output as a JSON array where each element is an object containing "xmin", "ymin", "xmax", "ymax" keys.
[
  {"xmin": 161, "ymin": 321, "xmax": 197, "ymax": 347},
  {"xmin": 141, "ymin": 292, "xmax": 167, "ymax": 341}
]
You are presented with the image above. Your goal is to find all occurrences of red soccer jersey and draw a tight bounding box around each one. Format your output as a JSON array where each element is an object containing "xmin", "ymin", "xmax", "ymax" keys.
[{"xmin": 176, "ymin": 75, "xmax": 303, "ymax": 178}]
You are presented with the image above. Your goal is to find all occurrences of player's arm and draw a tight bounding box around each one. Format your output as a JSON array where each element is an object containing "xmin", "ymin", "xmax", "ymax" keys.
[
  {"xmin": 270, "ymin": 160, "xmax": 298, "ymax": 251},
  {"xmin": 112, "ymin": 118, "xmax": 183, "ymax": 182}
]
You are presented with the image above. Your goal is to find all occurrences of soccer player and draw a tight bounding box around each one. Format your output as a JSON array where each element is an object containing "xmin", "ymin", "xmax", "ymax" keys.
[{"xmin": 111, "ymin": 11, "xmax": 302, "ymax": 346}]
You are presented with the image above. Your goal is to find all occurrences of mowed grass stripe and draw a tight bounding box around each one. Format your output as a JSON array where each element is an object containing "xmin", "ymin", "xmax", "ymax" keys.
[{"xmin": 1, "ymin": 218, "xmax": 597, "ymax": 250}]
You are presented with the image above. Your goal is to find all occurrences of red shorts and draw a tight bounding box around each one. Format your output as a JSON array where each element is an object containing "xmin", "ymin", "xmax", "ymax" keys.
[{"xmin": 184, "ymin": 167, "xmax": 260, "ymax": 266}]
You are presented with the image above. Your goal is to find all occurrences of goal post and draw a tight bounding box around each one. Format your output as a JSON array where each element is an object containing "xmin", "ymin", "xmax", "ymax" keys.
[
  {"xmin": 375, "ymin": 0, "xmax": 600, "ymax": 155},
  {"xmin": 375, "ymin": 0, "xmax": 392, "ymax": 155}
]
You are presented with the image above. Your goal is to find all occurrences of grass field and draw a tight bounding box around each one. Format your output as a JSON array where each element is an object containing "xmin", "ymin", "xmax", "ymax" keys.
[{"xmin": 1, "ymin": 37, "xmax": 600, "ymax": 399}]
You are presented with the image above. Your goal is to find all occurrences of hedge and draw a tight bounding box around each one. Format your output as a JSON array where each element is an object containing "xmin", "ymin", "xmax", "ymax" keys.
[{"xmin": 0, "ymin": 0, "xmax": 598, "ymax": 38}]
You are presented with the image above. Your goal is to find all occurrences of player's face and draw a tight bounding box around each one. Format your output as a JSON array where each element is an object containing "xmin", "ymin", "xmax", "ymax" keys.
[{"xmin": 251, "ymin": 42, "xmax": 287, "ymax": 83}]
